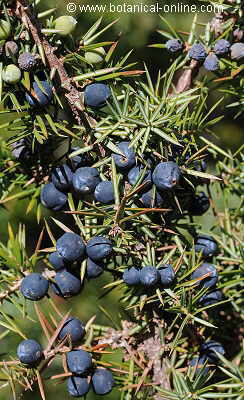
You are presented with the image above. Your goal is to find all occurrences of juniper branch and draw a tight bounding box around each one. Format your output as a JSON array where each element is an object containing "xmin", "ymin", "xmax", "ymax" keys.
[{"xmin": 15, "ymin": 0, "xmax": 96, "ymax": 130}]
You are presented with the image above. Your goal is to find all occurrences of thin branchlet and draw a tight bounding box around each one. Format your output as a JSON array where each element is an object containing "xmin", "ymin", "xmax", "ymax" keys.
[{"xmin": 15, "ymin": 0, "xmax": 96, "ymax": 129}]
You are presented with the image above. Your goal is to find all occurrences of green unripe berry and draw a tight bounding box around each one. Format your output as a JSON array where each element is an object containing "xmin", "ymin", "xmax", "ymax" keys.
[
  {"xmin": 54, "ymin": 16, "xmax": 77, "ymax": 36},
  {"xmin": 0, "ymin": 20, "xmax": 11, "ymax": 40},
  {"xmin": 2, "ymin": 64, "xmax": 21, "ymax": 84},
  {"xmin": 85, "ymin": 47, "xmax": 105, "ymax": 64}
]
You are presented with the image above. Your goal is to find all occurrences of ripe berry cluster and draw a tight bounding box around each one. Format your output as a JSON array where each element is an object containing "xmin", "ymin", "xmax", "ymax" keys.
[
  {"xmin": 40, "ymin": 140, "xmax": 210, "ymax": 213},
  {"xmin": 66, "ymin": 350, "xmax": 114, "ymax": 396},
  {"xmin": 192, "ymin": 235, "xmax": 222, "ymax": 307},
  {"xmin": 38, "ymin": 139, "xmax": 221, "ymax": 301},
  {"xmin": 166, "ymin": 36, "xmax": 244, "ymax": 71},
  {"xmin": 123, "ymin": 235, "xmax": 221, "ymax": 310},
  {"xmin": 16, "ymin": 316, "xmax": 114, "ymax": 397},
  {"xmin": 20, "ymin": 232, "xmax": 113, "ymax": 300},
  {"xmin": 123, "ymin": 264, "xmax": 175, "ymax": 288}
]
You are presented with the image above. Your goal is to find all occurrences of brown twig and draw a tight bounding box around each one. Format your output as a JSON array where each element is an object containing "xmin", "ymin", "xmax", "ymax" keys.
[
  {"xmin": 15, "ymin": 0, "xmax": 96, "ymax": 129},
  {"xmin": 98, "ymin": 320, "xmax": 171, "ymax": 398},
  {"xmin": 0, "ymin": 280, "xmax": 22, "ymax": 302}
]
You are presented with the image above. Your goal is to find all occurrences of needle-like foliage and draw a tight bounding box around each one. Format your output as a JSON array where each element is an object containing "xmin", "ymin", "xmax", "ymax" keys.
[{"xmin": 0, "ymin": 0, "xmax": 243, "ymax": 399}]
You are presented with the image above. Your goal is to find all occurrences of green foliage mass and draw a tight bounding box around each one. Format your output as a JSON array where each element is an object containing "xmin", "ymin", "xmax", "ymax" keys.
[{"xmin": 0, "ymin": 0, "xmax": 243, "ymax": 399}]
